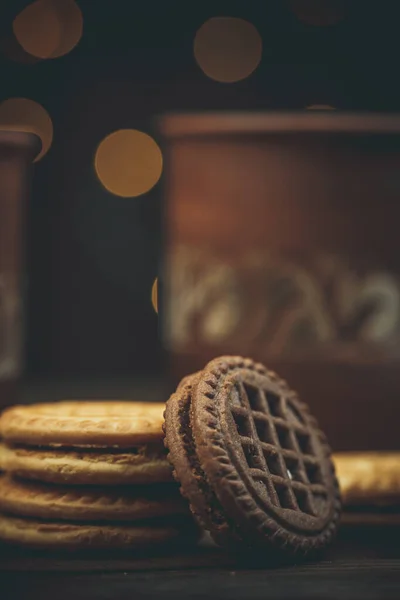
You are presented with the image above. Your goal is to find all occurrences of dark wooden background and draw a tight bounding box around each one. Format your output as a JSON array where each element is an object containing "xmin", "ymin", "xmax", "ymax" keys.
[{"xmin": 1, "ymin": 0, "xmax": 400, "ymax": 381}]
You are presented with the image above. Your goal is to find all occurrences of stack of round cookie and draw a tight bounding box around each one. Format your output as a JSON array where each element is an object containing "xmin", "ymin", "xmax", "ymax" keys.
[{"xmin": 0, "ymin": 401, "xmax": 196, "ymax": 550}]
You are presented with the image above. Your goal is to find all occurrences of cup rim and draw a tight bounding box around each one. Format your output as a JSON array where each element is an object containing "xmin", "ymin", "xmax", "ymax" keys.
[{"xmin": 157, "ymin": 111, "xmax": 400, "ymax": 139}]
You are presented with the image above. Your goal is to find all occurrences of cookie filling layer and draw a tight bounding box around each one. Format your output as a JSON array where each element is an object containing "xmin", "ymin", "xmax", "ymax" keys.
[{"xmin": 177, "ymin": 392, "xmax": 232, "ymax": 533}]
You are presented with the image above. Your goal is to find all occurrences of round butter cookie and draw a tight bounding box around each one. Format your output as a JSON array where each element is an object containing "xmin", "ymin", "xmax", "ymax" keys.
[
  {"xmin": 0, "ymin": 442, "xmax": 172, "ymax": 485},
  {"xmin": 0, "ymin": 475, "xmax": 188, "ymax": 522},
  {"xmin": 333, "ymin": 452, "xmax": 400, "ymax": 506},
  {"xmin": 0, "ymin": 401, "xmax": 165, "ymax": 447},
  {"xmin": 0, "ymin": 513, "xmax": 197, "ymax": 550}
]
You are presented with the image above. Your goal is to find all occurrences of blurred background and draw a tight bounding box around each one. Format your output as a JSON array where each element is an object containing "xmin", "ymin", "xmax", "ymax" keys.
[{"xmin": 1, "ymin": 0, "xmax": 400, "ymax": 421}]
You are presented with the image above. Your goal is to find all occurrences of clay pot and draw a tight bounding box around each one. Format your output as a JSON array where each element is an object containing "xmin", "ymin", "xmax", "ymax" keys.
[{"xmin": 159, "ymin": 111, "xmax": 400, "ymax": 451}]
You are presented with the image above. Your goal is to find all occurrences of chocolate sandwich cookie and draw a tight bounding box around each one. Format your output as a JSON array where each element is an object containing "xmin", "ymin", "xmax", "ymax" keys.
[{"xmin": 164, "ymin": 356, "xmax": 341, "ymax": 557}]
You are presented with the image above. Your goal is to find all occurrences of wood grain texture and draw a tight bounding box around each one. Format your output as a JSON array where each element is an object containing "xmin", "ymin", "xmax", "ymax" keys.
[{"xmin": 1, "ymin": 528, "xmax": 400, "ymax": 599}]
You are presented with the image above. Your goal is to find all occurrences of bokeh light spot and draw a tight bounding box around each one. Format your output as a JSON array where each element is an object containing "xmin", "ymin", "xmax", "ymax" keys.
[
  {"xmin": 0, "ymin": 98, "xmax": 53, "ymax": 161},
  {"xmin": 13, "ymin": 0, "xmax": 83, "ymax": 60},
  {"xmin": 151, "ymin": 278, "xmax": 158, "ymax": 313},
  {"xmin": 194, "ymin": 17, "xmax": 262, "ymax": 83},
  {"xmin": 49, "ymin": 0, "xmax": 83, "ymax": 59},
  {"xmin": 289, "ymin": 0, "xmax": 346, "ymax": 27},
  {"xmin": 94, "ymin": 130, "xmax": 163, "ymax": 198},
  {"xmin": 13, "ymin": 0, "xmax": 61, "ymax": 59}
]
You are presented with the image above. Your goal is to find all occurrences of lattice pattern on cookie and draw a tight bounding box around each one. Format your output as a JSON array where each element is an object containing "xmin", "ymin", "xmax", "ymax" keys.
[{"xmin": 230, "ymin": 382, "xmax": 328, "ymax": 516}]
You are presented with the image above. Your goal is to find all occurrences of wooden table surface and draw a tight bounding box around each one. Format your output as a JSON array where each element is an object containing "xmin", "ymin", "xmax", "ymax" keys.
[{"xmin": 1, "ymin": 527, "xmax": 400, "ymax": 600}]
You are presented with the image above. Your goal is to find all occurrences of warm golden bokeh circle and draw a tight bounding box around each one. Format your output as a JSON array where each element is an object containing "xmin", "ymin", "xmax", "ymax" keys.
[
  {"xmin": 13, "ymin": 0, "xmax": 61, "ymax": 59},
  {"xmin": 94, "ymin": 129, "xmax": 163, "ymax": 198},
  {"xmin": 50, "ymin": 0, "xmax": 83, "ymax": 59},
  {"xmin": 151, "ymin": 278, "xmax": 158, "ymax": 313},
  {"xmin": 0, "ymin": 98, "xmax": 54, "ymax": 161},
  {"xmin": 194, "ymin": 17, "xmax": 262, "ymax": 83},
  {"xmin": 13, "ymin": 0, "xmax": 83, "ymax": 60}
]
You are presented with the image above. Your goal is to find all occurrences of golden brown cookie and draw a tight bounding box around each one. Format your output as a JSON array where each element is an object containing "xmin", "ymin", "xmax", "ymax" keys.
[
  {"xmin": 0, "ymin": 513, "xmax": 197, "ymax": 550},
  {"xmin": 0, "ymin": 401, "xmax": 165, "ymax": 447},
  {"xmin": 0, "ymin": 443, "xmax": 172, "ymax": 485},
  {"xmin": 333, "ymin": 452, "xmax": 400, "ymax": 506},
  {"xmin": 0, "ymin": 475, "xmax": 188, "ymax": 522}
]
